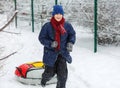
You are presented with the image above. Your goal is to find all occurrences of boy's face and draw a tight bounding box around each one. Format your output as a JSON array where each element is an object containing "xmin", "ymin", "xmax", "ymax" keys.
[{"xmin": 54, "ymin": 14, "xmax": 63, "ymax": 22}]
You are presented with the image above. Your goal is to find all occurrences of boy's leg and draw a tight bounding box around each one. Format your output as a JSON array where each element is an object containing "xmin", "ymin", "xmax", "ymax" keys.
[
  {"xmin": 41, "ymin": 65, "xmax": 55, "ymax": 87},
  {"xmin": 56, "ymin": 55, "xmax": 68, "ymax": 88}
]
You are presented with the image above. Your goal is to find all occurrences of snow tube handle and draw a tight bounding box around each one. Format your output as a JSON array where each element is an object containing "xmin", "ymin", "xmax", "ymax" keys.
[{"xmin": 16, "ymin": 67, "xmax": 24, "ymax": 77}]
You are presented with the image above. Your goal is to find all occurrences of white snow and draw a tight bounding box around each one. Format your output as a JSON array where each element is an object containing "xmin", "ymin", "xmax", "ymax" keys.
[{"xmin": 0, "ymin": 15, "xmax": 120, "ymax": 88}]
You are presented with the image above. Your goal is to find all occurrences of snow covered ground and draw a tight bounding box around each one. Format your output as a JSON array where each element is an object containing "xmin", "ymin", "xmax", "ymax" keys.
[{"xmin": 0, "ymin": 18, "xmax": 120, "ymax": 88}]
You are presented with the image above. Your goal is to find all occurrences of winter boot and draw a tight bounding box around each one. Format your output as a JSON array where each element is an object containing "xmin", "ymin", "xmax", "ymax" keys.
[
  {"xmin": 41, "ymin": 78, "xmax": 47, "ymax": 87},
  {"xmin": 56, "ymin": 79, "xmax": 66, "ymax": 88}
]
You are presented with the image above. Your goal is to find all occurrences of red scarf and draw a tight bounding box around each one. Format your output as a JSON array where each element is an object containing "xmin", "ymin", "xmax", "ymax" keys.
[{"xmin": 50, "ymin": 17, "xmax": 66, "ymax": 50}]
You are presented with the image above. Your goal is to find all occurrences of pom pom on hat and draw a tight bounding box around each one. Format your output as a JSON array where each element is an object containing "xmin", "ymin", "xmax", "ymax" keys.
[{"xmin": 52, "ymin": 5, "xmax": 64, "ymax": 16}]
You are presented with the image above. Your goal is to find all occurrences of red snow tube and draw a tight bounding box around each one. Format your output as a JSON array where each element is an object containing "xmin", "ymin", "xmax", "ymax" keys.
[
  {"xmin": 14, "ymin": 61, "xmax": 57, "ymax": 85},
  {"xmin": 15, "ymin": 61, "xmax": 44, "ymax": 78}
]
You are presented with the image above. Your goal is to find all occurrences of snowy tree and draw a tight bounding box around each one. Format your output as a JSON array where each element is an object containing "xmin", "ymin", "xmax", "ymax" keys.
[{"xmin": 0, "ymin": 0, "xmax": 120, "ymax": 45}]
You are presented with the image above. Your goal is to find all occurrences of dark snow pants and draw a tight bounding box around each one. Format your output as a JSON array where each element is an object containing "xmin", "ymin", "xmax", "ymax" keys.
[{"xmin": 41, "ymin": 54, "xmax": 68, "ymax": 88}]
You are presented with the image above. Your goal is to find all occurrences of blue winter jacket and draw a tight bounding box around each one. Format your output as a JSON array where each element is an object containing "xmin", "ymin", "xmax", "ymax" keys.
[{"xmin": 38, "ymin": 22, "xmax": 76, "ymax": 67}]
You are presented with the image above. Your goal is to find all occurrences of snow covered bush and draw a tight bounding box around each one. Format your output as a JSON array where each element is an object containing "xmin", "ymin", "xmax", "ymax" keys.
[
  {"xmin": 97, "ymin": 1, "xmax": 120, "ymax": 45},
  {"xmin": 71, "ymin": 0, "xmax": 120, "ymax": 45}
]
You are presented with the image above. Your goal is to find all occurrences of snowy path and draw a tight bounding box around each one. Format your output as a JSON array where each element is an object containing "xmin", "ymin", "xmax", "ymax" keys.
[{"xmin": 0, "ymin": 26, "xmax": 120, "ymax": 88}]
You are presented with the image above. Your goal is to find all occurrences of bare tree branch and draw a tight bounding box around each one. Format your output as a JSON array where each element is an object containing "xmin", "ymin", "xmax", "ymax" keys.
[
  {"xmin": 0, "ymin": 10, "xmax": 18, "ymax": 32},
  {"xmin": 0, "ymin": 51, "xmax": 17, "ymax": 61}
]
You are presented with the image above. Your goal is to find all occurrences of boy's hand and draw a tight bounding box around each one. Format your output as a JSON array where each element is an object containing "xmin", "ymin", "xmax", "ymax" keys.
[
  {"xmin": 67, "ymin": 42, "xmax": 73, "ymax": 52},
  {"xmin": 51, "ymin": 41, "xmax": 58, "ymax": 48}
]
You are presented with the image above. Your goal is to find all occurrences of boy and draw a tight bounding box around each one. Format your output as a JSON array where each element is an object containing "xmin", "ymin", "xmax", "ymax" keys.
[{"xmin": 38, "ymin": 5, "xmax": 76, "ymax": 88}]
